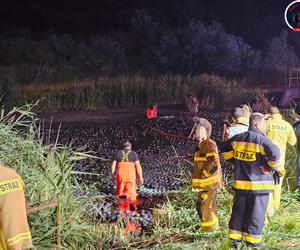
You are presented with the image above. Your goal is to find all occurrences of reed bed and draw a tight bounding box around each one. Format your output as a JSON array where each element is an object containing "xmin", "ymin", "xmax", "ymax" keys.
[
  {"xmin": 0, "ymin": 103, "xmax": 118, "ymax": 249},
  {"xmin": 16, "ymin": 75, "xmax": 256, "ymax": 111}
]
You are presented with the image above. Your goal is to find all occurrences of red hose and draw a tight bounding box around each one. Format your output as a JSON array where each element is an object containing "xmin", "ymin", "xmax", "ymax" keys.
[{"xmin": 149, "ymin": 127, "xmax": 198, "ymax": 142}]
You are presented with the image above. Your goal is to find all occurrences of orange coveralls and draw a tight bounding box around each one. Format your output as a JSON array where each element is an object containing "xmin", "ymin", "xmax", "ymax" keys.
[{"xmin": 115, "ymin": 150, "xmax": 142, "ymax": 201}]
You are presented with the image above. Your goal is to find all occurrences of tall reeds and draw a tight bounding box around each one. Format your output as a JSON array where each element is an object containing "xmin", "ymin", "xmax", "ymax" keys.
[
  {"xmin": 16, "ymin": 75, "xmax": 256, "ymax": 111},
  {"xmin": 0, "ymin": 103, "xmax": 120, "ymax": 249}
]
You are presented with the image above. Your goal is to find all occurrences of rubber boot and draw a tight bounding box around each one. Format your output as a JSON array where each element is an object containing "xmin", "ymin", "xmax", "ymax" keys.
[
  {"xmin": 196, "ymin": 200, "xmax": 202, "ymax": 218},
  {"xmin": 230, "ymin": 240, "xmax": 242, "ymax": 249}
]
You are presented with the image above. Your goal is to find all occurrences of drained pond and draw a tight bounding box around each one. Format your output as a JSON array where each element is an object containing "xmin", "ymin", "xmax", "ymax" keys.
[{"xmin": 44, "ymin": 110, "xmax": 232, "ymax": 231}]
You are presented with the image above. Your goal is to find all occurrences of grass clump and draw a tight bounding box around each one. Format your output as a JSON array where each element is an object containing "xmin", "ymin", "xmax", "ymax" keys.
[
  {"xmin": 144, "ymin": 144, "xmax": 300, "ymax": 250},
  {"xmin": 0, "ymin": 103, "xmax": 130, "ymax": 249}
]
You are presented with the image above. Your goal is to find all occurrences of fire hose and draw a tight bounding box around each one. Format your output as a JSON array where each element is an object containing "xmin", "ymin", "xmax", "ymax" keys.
[{"xmin": 149, "ymin": 127, "xmax": 198, "ymax": 142}]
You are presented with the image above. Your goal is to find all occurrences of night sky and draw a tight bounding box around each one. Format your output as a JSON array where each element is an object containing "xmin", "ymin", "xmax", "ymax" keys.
[{"xmin": 0, "ymin": 0, "xmax": 293, "ymax": 45}]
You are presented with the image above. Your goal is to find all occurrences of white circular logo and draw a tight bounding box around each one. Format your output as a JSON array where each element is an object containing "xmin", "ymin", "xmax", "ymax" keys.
[{"xmin": 285, "ymin": 0, "xmax": 300, "ymax": 31}]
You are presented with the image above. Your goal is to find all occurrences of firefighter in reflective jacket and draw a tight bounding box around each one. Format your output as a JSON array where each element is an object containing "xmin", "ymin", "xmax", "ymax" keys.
[
  {"xmin": 221, "ymin": 113, "xmax": 280, "ymax": 248},
  {"xmin": 111, "ymin": 141, "xmax": 143, "ymax": 206},
  {"xmin": 0, "ymin": 166, "xmax": 32, "ymax": 250},
  {"xmin": 189, "ymin": 121, "xmax": 223, "ymax": 232},
  {"xmin": 266, "ymin": 107, "xmax": 296, "ymax": 215}
]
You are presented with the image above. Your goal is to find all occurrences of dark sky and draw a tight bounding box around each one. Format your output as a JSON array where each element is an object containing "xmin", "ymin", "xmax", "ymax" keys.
[{"xmin": 0, "ymin": 0, "xmax": 293, "ymax": 44}]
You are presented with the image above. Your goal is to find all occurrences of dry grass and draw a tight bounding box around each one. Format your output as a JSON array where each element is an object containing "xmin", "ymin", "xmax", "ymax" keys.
[{"xmin": 16, "ymin": 75, "xmax": 257, "ymax": 111}]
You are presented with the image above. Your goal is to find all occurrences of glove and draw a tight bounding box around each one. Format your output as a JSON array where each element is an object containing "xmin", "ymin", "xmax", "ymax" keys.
[
  {"xmin": 209, "ymin": 166, "xmax": 218, "ymax": 175},
  {"xmin": 273, "ymin": 171, "xmax": 280, "ymax": 185}
]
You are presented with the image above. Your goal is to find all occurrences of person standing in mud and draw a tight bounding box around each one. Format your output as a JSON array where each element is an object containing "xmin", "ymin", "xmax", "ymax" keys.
[
  {"xmin": 188, "ymin": 121, "xmax": 223, "ymax": 232},
  {"xmin": 188, "ymin": 116, "xmax": 201, "ymax": 139},
  {"xmin": 146, "ymin": 104, "xmax": 158, "ymax": 120},
  {"xmin": 111, "ymin": 141, "xmax": 144, "ymax": 210},
  {"xmin": 186, "ymin": 94, "xmax": 199, "ymax": 116}
]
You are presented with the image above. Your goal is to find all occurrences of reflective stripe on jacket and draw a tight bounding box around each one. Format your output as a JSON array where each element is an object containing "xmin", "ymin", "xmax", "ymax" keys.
[
  {"xmin": 0, "ymin": 166, "xmax": 32, "ymax": 250},
  {"xmin": 221, "ymin": 128, "xmax": 280, "ymax": 194},
  {"xmin": 192, "ymin": 138, "xmax": 223, "ymax": 191}
]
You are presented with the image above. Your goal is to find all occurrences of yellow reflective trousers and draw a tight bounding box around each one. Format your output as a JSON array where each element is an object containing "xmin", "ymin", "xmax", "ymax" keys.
[{"xmin": 266, "ymin": 114, "xmax": 296, "ymax": 214}]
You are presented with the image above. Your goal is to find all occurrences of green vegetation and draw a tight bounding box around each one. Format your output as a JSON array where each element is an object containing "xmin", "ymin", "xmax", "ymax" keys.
[
  {"xmin": 17, "ymin": 75, "xmax": 256, "ymax": 111},
  {"xmin": 1, "ymin": 104, "xmax": 298, "ymax": 249},
  {"xmin": 144, "ymin": 187, "xmax": 299, "ymax": 250},
  {"xmin": 142, "ymin": 145, "xmax": 300, "ymax": 250},
  {"xmin": 0, "ymin": 103, "xmax": 107, "ymax": 249}
]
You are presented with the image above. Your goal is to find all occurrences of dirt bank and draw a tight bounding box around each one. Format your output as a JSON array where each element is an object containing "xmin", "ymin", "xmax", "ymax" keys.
[{"xmin": 37, "ymin": 105, "xmax": 187, "ymax": 123}]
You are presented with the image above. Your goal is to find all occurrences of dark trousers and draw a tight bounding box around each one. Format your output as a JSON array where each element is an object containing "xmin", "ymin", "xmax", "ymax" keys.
[{"xmin": 229, "ymin": 192, "xmax": 269, "ymax": 248}]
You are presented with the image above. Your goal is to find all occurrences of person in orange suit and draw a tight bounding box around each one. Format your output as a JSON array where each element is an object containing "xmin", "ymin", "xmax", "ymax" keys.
[
  {"xmin": 146, "ymin": 106, "xmax": 152, "ymax": 119},
  {"xmin": 146, "ymin": 105, "xmax": 158, "ymax": 119},
  {"xmin": 151, "ymin": 105, "xmax": 158, "ymax": 119},
  {"xmin": 111, "ymin": 141, "xmax": 144, "ymax": 210}
]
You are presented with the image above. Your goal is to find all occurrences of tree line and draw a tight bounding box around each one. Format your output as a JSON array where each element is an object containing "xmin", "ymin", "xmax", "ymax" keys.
[{"xmin": 0, "ymin": 9, "xmax": 298, "ymax": 84}]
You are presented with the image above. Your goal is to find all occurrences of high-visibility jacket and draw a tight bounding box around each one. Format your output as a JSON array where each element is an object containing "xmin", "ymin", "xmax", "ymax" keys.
[
  {"xmin": 146, "ymin": 107, "xmax": 158, "ymax": 119},
  {"xmin": 151, "ymin": 107, "xmax": 157, "ymax": 119},
  {"xmin": 221, "ymin": 128, "xmax": 280, "ymax": 194},
  {"xmin": 226, "ymin": 117, "xmax": 249, "ymax": 139},
  {"xmin": 192, "ymin": 138, "xmax": 223, "ymax": 191},
  {"xmin": 0, "ymin": 166, "xmax": 32, "ymax": 250},
  {"xmin": 266, "ymin": 114, "xmax": 297, "ymax": 175},
  {"xmin": 146, "ymin": 108, "xmax": 152, "ymax": 119}
]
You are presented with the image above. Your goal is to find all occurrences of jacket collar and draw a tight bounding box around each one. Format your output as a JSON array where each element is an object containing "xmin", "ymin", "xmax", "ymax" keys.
[
  {"xmin": 249, "ymin": 127, "xmax": 266, "ymax": 137},
  {"xmin": 270, "ymin": 114, "xmax": 282, "ymax": 120},
  {"xmin": 236, "ymin": 117, "xmax": 250, "ymax": 126}
]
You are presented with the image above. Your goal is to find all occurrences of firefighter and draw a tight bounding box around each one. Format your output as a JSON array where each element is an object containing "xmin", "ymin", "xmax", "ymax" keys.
[
  {"xmin": 226, "ymin": 104, "xmax": 251, "ymax": 139},
  {"xmin": 221, "ymin": 113, "xmax": 280, "ymax": 248},
  {"xmin": 190, "ymin": 121, "xmax": 223, "ymax": 232},
  {"xmin": 0, "ymin": 166, "xmax": 32, "ymax": 250},
  {"xmin": 188, "ymin": 116, "xmax": 212, "ymax": 154},
  {"xmin": 266, "ymin": 107, "xmax": 297, "ymax": 215},
  {"xmin": 186, "ymin": 94, "xmax": 199, "ymax": 116},
  {"xmin": 111, "ymin": 141, "xmax": 144, "ymax": 210}
]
